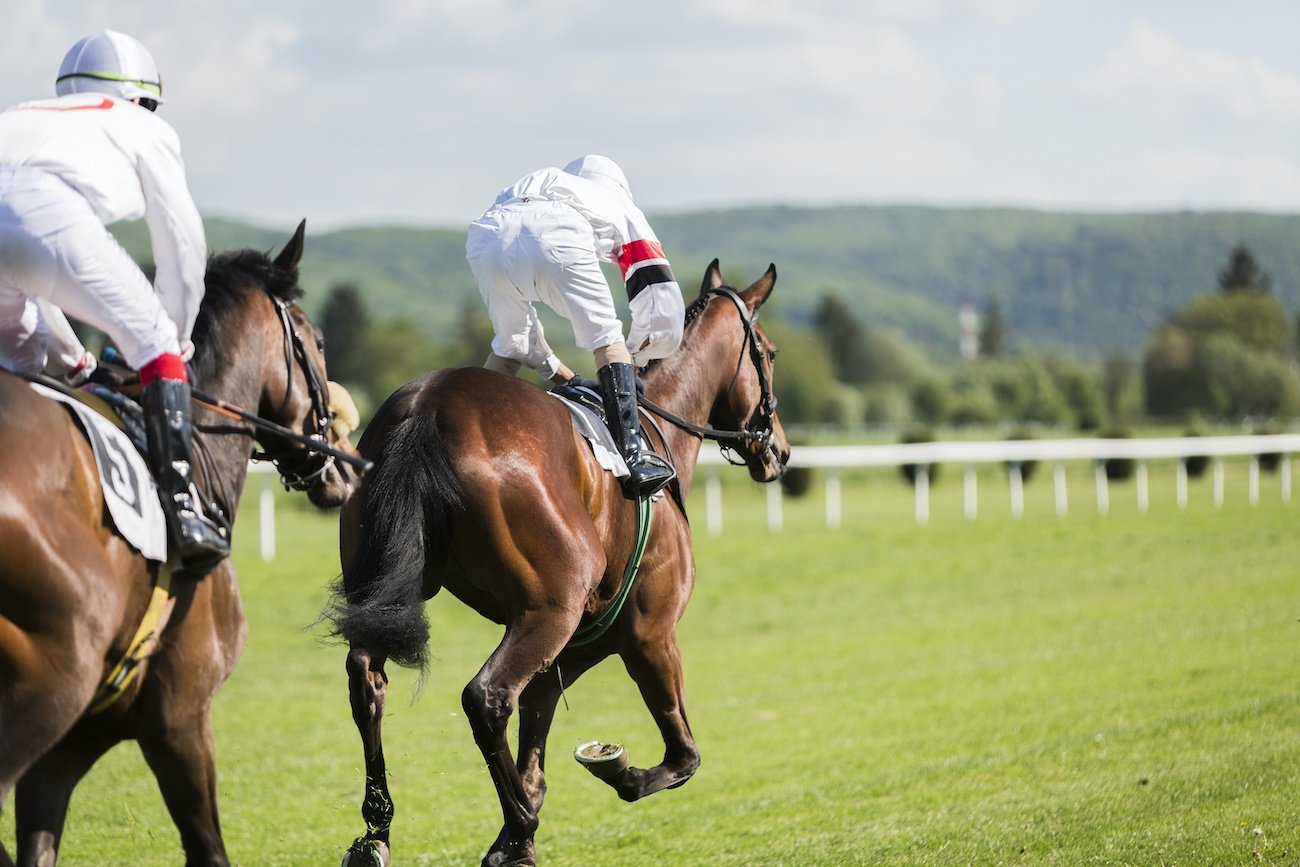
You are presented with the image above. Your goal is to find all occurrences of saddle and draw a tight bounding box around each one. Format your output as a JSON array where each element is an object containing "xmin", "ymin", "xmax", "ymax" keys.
[
  {"xmin": 549, "ymin": 378, "xmax": 677, "ymax": 493},
  {"xmin": 550, "ymin": 379, "xmax": 606, "ymax": 418},
  {"xmin": 549, "ymin": 383, "xmax": 628, "ymax": 478},
  {"xmin": 21, "ymin": 373, "xmax": 166, "ymax": 561}
]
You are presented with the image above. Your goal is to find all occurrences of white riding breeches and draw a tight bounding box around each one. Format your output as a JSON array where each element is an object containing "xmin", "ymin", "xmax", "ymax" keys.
[
  {"xmin": 467, "ymin": 199, "xmax": 625, "ymax": 376},
  {"xmin": 0, "ymin": 167, "xmax": 180, "ymax": 373}
]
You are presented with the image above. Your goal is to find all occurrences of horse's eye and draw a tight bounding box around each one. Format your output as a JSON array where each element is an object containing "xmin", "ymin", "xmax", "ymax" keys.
[
  {"xmin": 316, "ymin": 335, "xmax": 326, "ymax": 353},
  {"xmin": 767, "ymin": 348, "xmax": 779, "ymax": 362}
]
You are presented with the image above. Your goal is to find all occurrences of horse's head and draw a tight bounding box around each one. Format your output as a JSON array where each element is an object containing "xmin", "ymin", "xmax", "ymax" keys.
[
  {"xmin": 191, "ymin": 221, "xmax": 361, "ymax": 508},
  {"xmin": 694, "ymin": 259, "xmax": 791, "ymax": 482}
]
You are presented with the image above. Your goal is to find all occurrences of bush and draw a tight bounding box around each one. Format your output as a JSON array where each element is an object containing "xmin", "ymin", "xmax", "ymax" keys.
[
  {"xmin": 779, "ymin": 465, "xmax": 815, "ymax": 498},
  {"xmin": 1005, "ymin": 428, "xmax": 1038, "ymax": 483},
  {"xmin": 899, "ymin": 426, "xmax": 938, "ymax": 487},
  {"xmin": 1183, "ymin": 430, "xmax": 1209, "ymax": 478},
  {"xmin": 1253, "ymin": 421, "xmax": 1283, "ymax": 472},
  {"xmin": 910, "ymin": 377, "xmax": 950, "ymax": 425},
  {"xmin": 861, "ymin": 384, "xmax": 913, "ymax": 426},
  {"xmin": 1100, "ymin": 427, "xmax": 1134, "ymax": 481}
]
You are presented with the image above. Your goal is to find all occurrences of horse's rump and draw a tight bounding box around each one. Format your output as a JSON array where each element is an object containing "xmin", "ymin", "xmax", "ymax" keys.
[{"xmin": 331, "ymin": 368, "xmax": 617, "ymax": 665}]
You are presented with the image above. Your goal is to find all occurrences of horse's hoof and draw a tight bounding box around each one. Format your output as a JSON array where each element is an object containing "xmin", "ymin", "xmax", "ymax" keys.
[
  {"xmin": 574, "ymin": 740, "xmax": 628, "ymax": 780},
  {"xmin": 342, "ymin": 838, "xmax": 390, "ymax": 867}
]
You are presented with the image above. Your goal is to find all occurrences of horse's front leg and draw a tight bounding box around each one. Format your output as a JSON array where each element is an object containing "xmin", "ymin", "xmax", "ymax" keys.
[
  {"xmin": 601, "ymin": 630, "xmax": 700, "ymax": 802},
  {"xmin": 342, "ymin": 646, "xmax": 393, "ymax": 867},
  {"xmin": 137, "ymin": 703, "xmax": 230, "ymax": 866}
]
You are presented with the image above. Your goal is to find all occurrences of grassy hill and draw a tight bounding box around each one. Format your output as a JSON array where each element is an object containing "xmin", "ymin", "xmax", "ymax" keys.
[{"xmin": 111, "ymin": 206, "xmax": 1300, "ymax": 362}]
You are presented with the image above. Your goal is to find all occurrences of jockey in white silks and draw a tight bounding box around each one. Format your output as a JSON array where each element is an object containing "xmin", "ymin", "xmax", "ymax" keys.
[
  {"xmin": 0, "ymin": 29, "xmax": 228, "ymax": 573},
  {"xmin": 466, "ymin": 155, "xmax": 685, "ymax": 499}
]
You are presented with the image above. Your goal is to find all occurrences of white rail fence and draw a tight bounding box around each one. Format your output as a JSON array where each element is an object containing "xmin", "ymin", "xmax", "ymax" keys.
[
  {"xmin": 695, "ymin": 434, "xmax": 1300, "ymax": 535},
  {"xmin": 251, "ymin": 434, "xmax": 1300, "ymax": 558}
]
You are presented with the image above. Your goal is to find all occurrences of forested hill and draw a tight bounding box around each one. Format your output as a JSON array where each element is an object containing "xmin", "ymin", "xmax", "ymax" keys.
[{"xmin": 111, "ymin": 206, "xmax": 1300, "ymax": 361}]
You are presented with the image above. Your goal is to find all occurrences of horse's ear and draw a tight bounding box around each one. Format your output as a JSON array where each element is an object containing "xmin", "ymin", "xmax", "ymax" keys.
[
  {"xmin": 740, "ymin": 263, "xmax": 777, "ymax": 313},
  {"xmin": 699, "ymin": 258, "xmax": 724, "ymax": 295},
  {"xmin": 274, "ymin": 219, "xmax": 307, "ymax": 274}
]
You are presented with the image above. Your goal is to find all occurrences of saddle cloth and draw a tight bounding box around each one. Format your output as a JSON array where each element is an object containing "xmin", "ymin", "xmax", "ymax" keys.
[
  {"xmin": 549, "ymin": 390, "xmax": 630, "ymax": 479},
  {"xmin": 31, "ymin": 382, "xmax": 168, "ymax": 561}
]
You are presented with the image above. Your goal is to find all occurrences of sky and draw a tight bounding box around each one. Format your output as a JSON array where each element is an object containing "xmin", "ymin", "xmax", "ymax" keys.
[{"xmin": 5, "ymin": 1, "xmax": 1300, "ymax": 231}]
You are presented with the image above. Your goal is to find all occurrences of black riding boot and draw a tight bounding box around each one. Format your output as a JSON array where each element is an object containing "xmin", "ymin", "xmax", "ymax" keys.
[
  {"xmin": 142, "ymin": 378, "xmax": 230, "ymax": 575},
  {"xmin": 598, "ymin": 362, "xmax": 674, "ymax": 499}
]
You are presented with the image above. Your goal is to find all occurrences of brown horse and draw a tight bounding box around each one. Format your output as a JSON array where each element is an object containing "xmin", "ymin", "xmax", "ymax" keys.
[
  {"xmin": 0, "ymin": 223, "xmax": 359, "ymax": 867},
  {"xmin": 329, "ymin": 260, "xmax": 791, "ymax": 866}
]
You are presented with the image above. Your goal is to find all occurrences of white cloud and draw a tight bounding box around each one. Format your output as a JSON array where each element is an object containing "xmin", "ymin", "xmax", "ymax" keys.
[
  {"xmin": 797, "ymin": 26, "xmax": 945, "ymax": 119},
  {"xmin": 5, "ymin": 3, "xmax": 1300, "ymax": 226},
  {"xmin": 1083, "ymin": 20, "xmax": 1300, "ymax": 121},
  {"xmin": 1138, "ymin": 147, "xmax": 1300, "ymax": 209}
]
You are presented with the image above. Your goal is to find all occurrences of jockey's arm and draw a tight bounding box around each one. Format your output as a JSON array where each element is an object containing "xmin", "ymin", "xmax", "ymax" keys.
[{"xmin": 138, "ymin": 124, "xmax": 207, "ymax": 345}]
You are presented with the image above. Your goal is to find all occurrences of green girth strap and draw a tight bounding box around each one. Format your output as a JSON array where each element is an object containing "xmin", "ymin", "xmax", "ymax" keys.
[{"xmin": 568, "ymin": 494, "xmax": 653, "ymax": 648}]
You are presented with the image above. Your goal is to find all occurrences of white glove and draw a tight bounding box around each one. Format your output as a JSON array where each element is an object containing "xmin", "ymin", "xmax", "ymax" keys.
[{"xmin": 64, "ymin": 351, "xmax": 97, "ymax": 387}]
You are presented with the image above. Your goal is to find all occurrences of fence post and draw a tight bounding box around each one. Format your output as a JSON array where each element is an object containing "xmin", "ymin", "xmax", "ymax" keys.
[
  {"xmin": 825, "ymin": 472, "xmax": 841, "ymax": 529},
  {"xmin": 1284, "ymin": 457, "xmax": 1292, "ymax": 504},
  {"xmin": 1136, "ymin": 461, "xmax": 1149, "ymax": 513},
  {"xmin": 1008, "ymin": 463, "xmax": 1024, "ymax": 519},
  {"xmin": 259, "ymin": 473, "xmax": 275, "ymax": 563},
  {"xmin": 766, "ymin": 482, "xmax": 783, "ymax": 532},
  {"xmin": 1095, "ymin": 461, "xmax": 1109, "ymax": 516},
  {"xmin": 1248, "ymin": 457, "xmax": 1260, "ymax": 506},
  {"xmin": 1053, "ymin": 462, "xmax": 1068, "ymax": 516},
  {"xmin": 706, "ymin": 476, "xmax": 723, "ymax": 535},
  {"xmin": 1176, "ymin": 459, "xmax": 1188, "ymax": 510},
  {"xmin": 915, "ymin": 466, "xmax": 930, "ymax": 525},
  {"xmin": 964, "ymin": 466, "xmax": 978, "ymax": 520},
  {"xmin": 1213, "ymin": 459, "xmax": 1225, "ymax": 508}
]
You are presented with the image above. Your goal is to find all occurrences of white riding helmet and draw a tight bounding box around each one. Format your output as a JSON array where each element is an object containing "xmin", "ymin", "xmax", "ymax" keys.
[
  {"xmin": 56, "ymin": 30, "xmax": 164, "ymax": 105},
  {"xmin": 563, "ymin": 155, "xmax": 632, "ymax": 200}
]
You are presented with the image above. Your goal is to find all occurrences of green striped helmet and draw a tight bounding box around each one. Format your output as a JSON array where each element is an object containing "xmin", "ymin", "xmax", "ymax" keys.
[{"xmin": 56, "ymin": 30, "xmax": 164, "ymax": 105}]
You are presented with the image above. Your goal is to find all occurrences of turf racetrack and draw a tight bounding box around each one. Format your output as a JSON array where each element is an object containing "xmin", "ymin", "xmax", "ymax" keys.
[{"xmin": 4, "ymin": 460, "xmax": 1298, "ymax": 865}]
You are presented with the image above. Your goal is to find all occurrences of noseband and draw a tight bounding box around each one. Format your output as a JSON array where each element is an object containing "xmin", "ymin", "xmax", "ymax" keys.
[
  {"xmin": 639, "ymin": 286, "xmax": 780, "ymax": 466},
  {"xmin": 251, "ymin": 293, "xmax": 337, "ymax": 491}
]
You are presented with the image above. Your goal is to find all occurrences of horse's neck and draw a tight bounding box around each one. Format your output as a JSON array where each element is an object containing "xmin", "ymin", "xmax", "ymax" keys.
[
  {"xmin": 191, "ymin": 371, "xmax": 261, "ymax": 524},
  {"xmin": 643, "ymin": 351, "xmax": 727, "ymax": 501}
]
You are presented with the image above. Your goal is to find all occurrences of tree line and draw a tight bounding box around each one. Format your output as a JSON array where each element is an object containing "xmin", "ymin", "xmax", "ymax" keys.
[{"xmin": 316, "ymin": 243, "xmax": 1298, "ymax": 436}]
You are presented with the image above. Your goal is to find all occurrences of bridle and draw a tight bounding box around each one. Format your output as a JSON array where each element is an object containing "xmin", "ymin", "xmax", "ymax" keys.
[
  {"xmin": 250, "ymin": 293, "xmax": 338, "ymax": 492},
  {"xmin": 639, "ymin": 286, "xmax": 781, "ymax": 468}
]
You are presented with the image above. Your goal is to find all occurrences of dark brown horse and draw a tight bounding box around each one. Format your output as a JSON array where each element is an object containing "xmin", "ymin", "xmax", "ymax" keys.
[
  {"xmin": 0, "ymin": 223, "xmax": 360, "ymax": 867},
  {"xmin": 330, "ymin": 260, "xmax": 790, "ymax": 866}
]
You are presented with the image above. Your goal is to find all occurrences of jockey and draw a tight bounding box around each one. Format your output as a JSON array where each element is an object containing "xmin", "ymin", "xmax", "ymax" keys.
[
  {"xmin": 466, "ymin": 155, "xmax": 685, "ymax": 499},
  {"xmin": 0, "ymin": 30, "xmax": 229, "ymax": 573}
]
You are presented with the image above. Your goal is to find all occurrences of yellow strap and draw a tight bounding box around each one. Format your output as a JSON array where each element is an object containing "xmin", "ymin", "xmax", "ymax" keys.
[{"xmin": 89, "ymin": 568, "xmax": 175, "ymax": 715}]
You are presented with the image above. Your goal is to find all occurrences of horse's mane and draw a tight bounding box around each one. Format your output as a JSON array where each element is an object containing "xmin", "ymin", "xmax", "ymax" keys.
[
  {"xmin": 683, "ymin": 291, "xmax": 712, "ymax": 325},
  {"xmin": 189, "ymin": 248, "xmax": 303, "ymax": 384}
]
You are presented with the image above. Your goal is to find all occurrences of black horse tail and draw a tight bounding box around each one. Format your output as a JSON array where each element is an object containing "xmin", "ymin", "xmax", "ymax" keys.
[{"xmin": 328, "ymin": 410, "xmax": 462, "ymax": 671}]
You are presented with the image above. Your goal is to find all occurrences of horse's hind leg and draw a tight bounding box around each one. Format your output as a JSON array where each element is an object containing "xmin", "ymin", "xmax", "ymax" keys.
[
  {"xmin": 13, "ymin": 725, "xmax": 117, "ymax": 866},
  {"xmin": 463, "ymin": 611, "xmax": 580, "ymax": 867},
  {"xmin": 0, "ymin": 630, "xmax": 102, "ymax": 867},
  {"xmin": 603, "ymin": 630, "xmax": 701, "ymax": 802},
  {"xmin": 481, "ymin": 655, "xmax": 602, "ymax": 863},
  {"xmin": 342, "ymin": 646, "xmax": 394, "ymax": 867}
]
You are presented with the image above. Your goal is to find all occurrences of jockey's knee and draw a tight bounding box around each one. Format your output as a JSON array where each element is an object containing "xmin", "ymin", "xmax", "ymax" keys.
[{"xmin": 484, "ymin": 353, "xmax": 522, "ymax": 376}]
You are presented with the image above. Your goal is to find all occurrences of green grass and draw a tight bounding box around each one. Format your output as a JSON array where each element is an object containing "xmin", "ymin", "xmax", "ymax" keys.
[{"xmin": 4, "ymin": 461, "xmax": 1298, "ymax": 865}]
